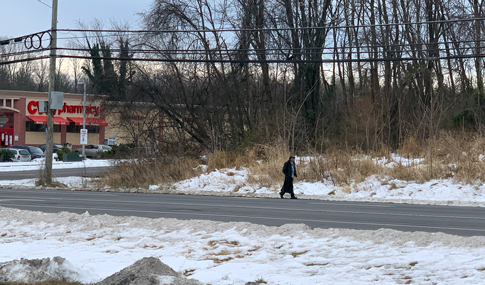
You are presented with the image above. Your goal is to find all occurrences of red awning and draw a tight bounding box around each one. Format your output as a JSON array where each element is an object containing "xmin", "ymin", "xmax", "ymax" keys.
[
  {"xmin": 27, "ymin": 116, "xmax": 69, "ymax": 125},
  {"xmin": 67, "ymin": 117, "xmax": 108, "ymax": 126}
]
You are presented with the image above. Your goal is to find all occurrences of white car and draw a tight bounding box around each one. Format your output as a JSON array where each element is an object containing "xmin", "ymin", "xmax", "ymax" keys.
[{"xmin": 9, "ymin": 148, "xmax": 32, "ymax": 162}]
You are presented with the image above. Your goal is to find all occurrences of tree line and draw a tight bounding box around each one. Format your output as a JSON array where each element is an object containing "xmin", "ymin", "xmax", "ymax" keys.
[{"xmin": 2, "ymin": 0, "xmax": 485, "ymax": 154}]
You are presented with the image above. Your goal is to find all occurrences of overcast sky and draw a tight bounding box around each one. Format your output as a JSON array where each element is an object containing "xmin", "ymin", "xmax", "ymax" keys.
[{"xmin": 0, "ymin": 0, "xmax": 153, "ymax": 38}]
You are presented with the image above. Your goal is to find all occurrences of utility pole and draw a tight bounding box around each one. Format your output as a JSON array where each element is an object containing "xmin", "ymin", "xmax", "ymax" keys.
[
  {"xmin": 78, "ymin": 82, "xmax": 87, "ymax": 159},
  {"xmin": 45, "ymin": 0, "xmax": 58, "ymax": 184}
]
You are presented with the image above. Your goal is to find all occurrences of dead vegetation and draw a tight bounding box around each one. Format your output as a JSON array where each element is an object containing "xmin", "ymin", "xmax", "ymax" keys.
[
  {"xmin": 98, "ymin": 157, "xmax": 203, "ymax": 189},
  {"xmin": 97, "ymin": 131, "xmax": 485, "ymax": 189}
]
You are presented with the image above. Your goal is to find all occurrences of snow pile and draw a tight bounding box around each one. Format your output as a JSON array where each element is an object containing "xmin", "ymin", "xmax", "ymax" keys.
[
  {"xmin": 173, "ymin": 168, "xmax": 267, "ymax": 194},
  {"xmin": 0, "ymin": 158, "xmax": 111, "ymax": 172},
  {"xmin": 0, "ymin": 256, "xmax": 89, "ymax": 283},
  {"xmin": 97, "ymin": 257, "xmax": 202, "ymax": 285},
  {"xmin": 168, "ymin": 168, "xmax": 485, "ymax": 206},
  {"xmin": 2, "ymin": 206, "xmax": 485, "ymax": 284}
]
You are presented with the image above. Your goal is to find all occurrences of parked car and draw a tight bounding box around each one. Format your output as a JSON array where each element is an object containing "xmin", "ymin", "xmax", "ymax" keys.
[
  {"xmin": 9, "ymin": 145, "xmax": 45, "ymax": 160},
  {"xmin": 8, "ymin": 148, "xmax": 31, "ymax": 162},
  {"xmin": 39, "ymin": 143, "xmax": 64, "ymax": 153},
  {"xmin": 74, "ymin": 144, "xmax": 112, "ymax": 158}
]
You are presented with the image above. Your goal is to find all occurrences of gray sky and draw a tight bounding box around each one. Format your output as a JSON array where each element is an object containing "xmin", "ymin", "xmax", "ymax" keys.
[{"xmin": 0, "ymin": 0, "xmax": 153, "ymax": 38}]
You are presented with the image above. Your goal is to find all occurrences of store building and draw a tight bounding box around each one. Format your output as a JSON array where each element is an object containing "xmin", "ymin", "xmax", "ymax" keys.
[{"xmin": 0, "ymin": 90, "xmax": 108, "ymax": 148}]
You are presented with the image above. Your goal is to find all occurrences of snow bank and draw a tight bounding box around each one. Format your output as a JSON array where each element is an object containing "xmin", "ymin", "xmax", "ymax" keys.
[{"xmin": 2, "ymin": 206, "xmax": 485, "ymax": 284}]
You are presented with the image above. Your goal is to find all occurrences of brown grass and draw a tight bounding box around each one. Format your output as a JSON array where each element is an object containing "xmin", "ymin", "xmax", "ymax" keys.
[
  {"xmin": 206, "ymin": 151, "xmax": 249, "ymax": 171},
  {"xmin": 412, "ymin": 131, "xmax": 485, "ymax": 183},
  {"xmin": 400, "ymin": 136, "xmax": 422, "ymax": 157},
  {"xmin": 379, "ymin": 131, "xmax": 485, "ymax": 183},
  {"xmin": 296, "ymin": 150, "xmax": 383, "ymax": 185},
  {"xmin": 291, "ymin": 250, "xmax": 309, "ymax": 257},
  {"xmin": 98, "ymin": 157, "xmax": 203, "ymax": 189},
  {"xmin": 99, "ymin": 131, "xmax": 485, "ymax": 189},
  {"xmin": 386, "ymin": 163, "xmax": 426, "ymax": 182},
  {"xmin": 246, "ymin": 143, "xmax": 289, "ymax": 188}
]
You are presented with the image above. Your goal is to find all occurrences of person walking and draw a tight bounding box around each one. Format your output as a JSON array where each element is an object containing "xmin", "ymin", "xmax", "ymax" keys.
[{"xmin": 280, "ymin": 154, "xmax": 298, "ymax": 199}]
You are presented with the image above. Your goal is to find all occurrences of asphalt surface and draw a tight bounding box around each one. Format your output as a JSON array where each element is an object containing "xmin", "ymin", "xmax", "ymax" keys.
[
  {"xmin": 0, "ymin": 167, "xmax": 111, "ymax": 180},
  {"xmin": 1, "ymin": 188, "xmax": 485, "ymax": 237}
]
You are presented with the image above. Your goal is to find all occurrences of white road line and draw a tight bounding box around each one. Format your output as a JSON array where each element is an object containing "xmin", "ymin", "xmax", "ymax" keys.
[
  {"xmin": 1, "ymin": 197, "xmax": 485, "ymax": 221},
  {"xmin": 2, "ymin": 190, "xmax": 485, "ymax": 220},
  {"xmin": 0, "ymin": 199, "xmax": 45, "ymax": 202},
  {"xmin": 307, "ymin": 202, "xmax": 394, "ymax": 207}
]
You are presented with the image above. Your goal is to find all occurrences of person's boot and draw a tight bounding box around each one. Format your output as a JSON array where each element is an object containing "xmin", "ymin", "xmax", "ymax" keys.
[
  {"xmin": 290, "ymin": 195, "xmax": 297, "ymax": 199},
  {"xmin": 279, "ymin": 192, "xmax": 284, "ymax": 199}
]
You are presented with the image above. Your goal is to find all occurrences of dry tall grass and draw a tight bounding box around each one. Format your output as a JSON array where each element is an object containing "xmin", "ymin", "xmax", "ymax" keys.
[
  {"xmin": 385, "ymin": 131, "xmax": 485, "ymax": 183},
  {"xmin": 99, "ymin": 157, "xmax": 203, "ymax": 189},
  {"xmin": 99, "ymin": 131, "xmax": 485, "ymax": 189},
  {"xmin": 245, "ymin": 143, "xmax": 289, "ymax": 188},
  {"xmin": 428, "ymin": 132, "xmax": 485, "ymax": 183},
  {"xmin": 246, "ymin": 146, "xmax": 382, "ymax": 188},
  {"xmin": 297, "ymin": 150, "xmax": 383, "ymax": 185}
]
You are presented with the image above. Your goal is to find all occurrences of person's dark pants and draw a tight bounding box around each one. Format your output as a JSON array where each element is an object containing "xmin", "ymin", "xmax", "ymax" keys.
[{"xmin": 280, "ymin": 176, "xmax": 295, "ymax": 198}]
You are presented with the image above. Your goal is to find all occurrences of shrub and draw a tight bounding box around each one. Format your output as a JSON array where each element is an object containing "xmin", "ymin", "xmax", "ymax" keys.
[
  {"xmin": 101, "ymin": 144, "xmax": 134, "ymax": 159},
  {"xmin": 55, "ymin": 146, "xmax": 72, "ymax": 161},
  {"xmin": 0, "ymin": 148, "xmax": 14, "ymax": 162}
]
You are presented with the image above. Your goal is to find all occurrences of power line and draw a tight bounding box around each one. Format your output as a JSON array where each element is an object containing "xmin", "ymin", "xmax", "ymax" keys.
[
  {"xmin": 35, "ymin": 0, "xmax": 51, "ymax": 8},
  {"xmin": 57, "ymin": 16, "xmax": 485, "ymax": 34},
  {"xmin": 2, "ymin": 15, "xmax": 484, "ymax": 48},
  {"xmin": 42, "ymin": 53, "xmax": 485, "ymax": 64},
  {"xmin": 0, "ymin": 48, "xmax": 49, "ymax": 59},
  {"xmin": 1, "ymin": 14, "xmax": 484, "ymax": 51},
  {"xmin": 1, "ymin": 42, "xmax": 483, "ymax": 65},
  {"xmin": 1, "ymin": 16, "xmax": 485, "ymax": 66},
  {"xmin": 2, "ymin": 47, "xmax": 484, "ymax": 68},
  {"xmin": 0, "ymin": 55, "xmax": 49, "ymax": 65},
  {"xmin": 55, "ymin": 39, "xmax": 485, "ymax": 54}
]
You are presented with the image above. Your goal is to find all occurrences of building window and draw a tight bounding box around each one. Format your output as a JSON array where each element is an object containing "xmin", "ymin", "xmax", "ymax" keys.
[
  {"xmin": 66, "ymin": 123, "xmax": 99, "ymax": 133},
  {"xmin": 0, "ymin": 113, "xmax": 14, "ymax": 129},
  {"xmin": 26, "ymin": 122, "xmax": 60, "ymax": 132}
]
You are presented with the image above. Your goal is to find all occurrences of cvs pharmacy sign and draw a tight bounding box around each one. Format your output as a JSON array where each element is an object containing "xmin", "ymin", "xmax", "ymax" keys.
[{"xmin": 28, "ymin": 101, "xmax": 100, "ymax": 116}]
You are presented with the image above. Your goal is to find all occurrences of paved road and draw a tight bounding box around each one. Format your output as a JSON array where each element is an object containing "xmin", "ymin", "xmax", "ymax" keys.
[
  {"xmin": 1, "ymin": 188, "xmax": 485, "ymax": 236},
  {"xmin": 0, "ymin": 167, "xmax": 111, "ymax": 180}
]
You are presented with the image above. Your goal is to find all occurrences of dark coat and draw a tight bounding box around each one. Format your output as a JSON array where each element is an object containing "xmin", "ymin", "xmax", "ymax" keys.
[
  {"xmin": 281, "ymin": 160, "xmax": 297, "ymax": 195},
  {"xmin": 282, "ymin": 160, "xmax": 297, "ymax": 178}
]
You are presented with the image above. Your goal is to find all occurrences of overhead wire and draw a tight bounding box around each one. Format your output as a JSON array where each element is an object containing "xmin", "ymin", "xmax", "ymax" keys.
[
  {"xmin": 56, "ymin": 16, "xmax": 485, "ymax": 34},
  {"xmin": 44, "ymin": 52, "xmax": 485, "ymax": 64},
  {"xmin": 35, "ymin": 0, "xmax": 52, "ymax": 8},
  {"xmin": 2, "ymin": 16, "xmax": 485, "ymax": 66}
]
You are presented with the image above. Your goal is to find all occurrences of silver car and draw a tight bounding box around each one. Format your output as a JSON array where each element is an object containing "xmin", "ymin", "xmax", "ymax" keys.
[
  {"xmin": 74, "ymin": 144, "xmax": 112, "ymax": 158},
  {"xmin": 9, "ymin": 148, "xmax": 32, "ymax": 162}
]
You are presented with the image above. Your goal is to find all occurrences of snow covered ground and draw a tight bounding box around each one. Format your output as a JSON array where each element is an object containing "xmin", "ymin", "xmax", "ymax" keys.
[
  {"xmin": 0, "ymin": 158, "xmax": 111, "ymax": 172},
  {"xmin": 2, "ymin": 157, "xmax": 485, "ymax": 284},
  {"xmin": 0, "ymin": 158, "xmax": 111, "ymax": 189}
]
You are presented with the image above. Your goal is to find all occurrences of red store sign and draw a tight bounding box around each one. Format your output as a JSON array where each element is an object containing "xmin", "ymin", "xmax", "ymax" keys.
[{"xmin": 27, "ymin": 101, "xmax": 100, "ymax": 116}]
